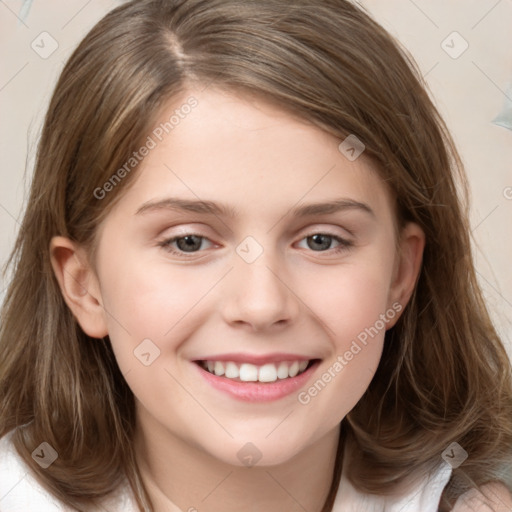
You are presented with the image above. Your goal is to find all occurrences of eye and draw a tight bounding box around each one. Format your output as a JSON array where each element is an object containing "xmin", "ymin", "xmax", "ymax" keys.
[
  {"xmin": 296, "ymin": 233, "xmax": 353, "ymax": 253},
  {"xmin": 158, "ymin": 231, "xmax": 353, "ymax": 258},
  {"xmin": 159, "ymin": 234, "xmax": 214, "ymax": 256}
]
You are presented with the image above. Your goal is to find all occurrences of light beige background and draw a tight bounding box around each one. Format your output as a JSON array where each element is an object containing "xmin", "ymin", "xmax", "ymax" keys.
[{"xmin": 1, "ymin": 1, "xmax": 511, "ymax": 356}]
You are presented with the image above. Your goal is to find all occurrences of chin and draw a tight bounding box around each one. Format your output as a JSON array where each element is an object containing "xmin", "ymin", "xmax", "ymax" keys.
[{"xmin": 206, "ymin": 436, "xmax": 309, "ymax": 468}]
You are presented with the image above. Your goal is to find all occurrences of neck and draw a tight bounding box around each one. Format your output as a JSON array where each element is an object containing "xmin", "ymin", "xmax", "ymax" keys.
[{"xmin": 134, "ymin": 411, "xmax": 342, "ymax": 512}]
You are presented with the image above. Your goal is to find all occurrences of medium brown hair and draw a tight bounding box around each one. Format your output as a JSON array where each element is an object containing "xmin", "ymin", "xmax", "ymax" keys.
[{"xmin": 1, "ymin": 1, "xmax": 511, "ymax": 510}]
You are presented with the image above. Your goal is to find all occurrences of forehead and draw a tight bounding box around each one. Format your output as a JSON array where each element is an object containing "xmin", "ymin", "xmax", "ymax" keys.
[{"xmin": 102, "ymin": 86, "xmax": 395, "ymax": 226}]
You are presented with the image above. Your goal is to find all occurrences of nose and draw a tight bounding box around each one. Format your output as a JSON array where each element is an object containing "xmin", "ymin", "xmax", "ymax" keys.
[{"xmin": 220, "ymin": 247, "xmax": 300, "ymax": 332}]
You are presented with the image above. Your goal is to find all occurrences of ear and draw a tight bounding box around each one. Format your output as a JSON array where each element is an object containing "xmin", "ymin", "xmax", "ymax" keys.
[
  {"xmin": 49, "ymin": 236, "xmax": 108, "ymax": 338},
  {"xmin": 386, "ymin": 222, "xmax": 425, "ymax": 328}
]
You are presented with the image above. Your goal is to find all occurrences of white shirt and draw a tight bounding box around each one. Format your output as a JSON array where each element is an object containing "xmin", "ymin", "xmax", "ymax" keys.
[{"xmin": 0, "ymin": 429, "xmax": 452, "ymax": 511}]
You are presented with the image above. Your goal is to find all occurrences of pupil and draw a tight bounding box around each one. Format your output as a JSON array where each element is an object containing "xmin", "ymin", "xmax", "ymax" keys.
[
  {"xmin": 178, "ymin": 235, "xmax": 201, "ymax": 252},
  {"xmin": 309, "ymin": 234, "xmax": 331, "ymax": 251}
]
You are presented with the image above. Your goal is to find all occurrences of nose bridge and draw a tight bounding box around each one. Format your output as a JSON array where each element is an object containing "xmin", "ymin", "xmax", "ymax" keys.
[{"xmin": 222, "ymin": 234, "xmax": 299, "ymax": 329}]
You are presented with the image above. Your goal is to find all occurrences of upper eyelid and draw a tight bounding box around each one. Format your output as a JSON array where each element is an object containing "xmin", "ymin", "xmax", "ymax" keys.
[
  {"xmin": 162, "ymin": 227, "xmax": 353, "ymax": 240},
  {"xmin": 160, "ymin": 222, "xmax": 355, "ymax": 239},
  {"xmin": 161, "ymin": 229, "xmax": 353, "ymax": 249}
]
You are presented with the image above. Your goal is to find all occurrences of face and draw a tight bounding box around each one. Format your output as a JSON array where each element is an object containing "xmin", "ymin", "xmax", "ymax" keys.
[{"xmin": 57, "ymin": 86, "xmax": 423, "ymax": 467}]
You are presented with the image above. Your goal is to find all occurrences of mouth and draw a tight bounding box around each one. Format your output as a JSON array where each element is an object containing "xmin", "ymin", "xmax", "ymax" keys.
[
  {"xmin": 195, "ymin": 359, "xmax": 317, "ymax": 383},
  {"xmin": 192, "ymin": 357, "xmax": 322, "ymax": 402}
]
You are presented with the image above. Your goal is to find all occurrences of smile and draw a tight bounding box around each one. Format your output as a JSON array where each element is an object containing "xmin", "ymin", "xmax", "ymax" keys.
[
  {"xmin": 192, "ymin": 357, "xmax": 322, "ymax": 402},
  {"xmin": 198, "ymin": 359, "xmax": 312, "ymax": 382}
]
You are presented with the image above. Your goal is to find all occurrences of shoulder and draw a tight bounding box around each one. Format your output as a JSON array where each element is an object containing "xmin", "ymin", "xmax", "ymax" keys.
[
  {"xmin": 452, "ymin": 482, "xmax": 512, "ymax": 512},
  {"xmin": 334, "ymin": 444, "xmax": 454, "ymax": 511},
  {"xmin": 0, "ymin": 430, "xmax": 136, "ymax": 511},
  {"xmin": 0, "ymin": 430, "xmax": 70, "ymax": 511}
]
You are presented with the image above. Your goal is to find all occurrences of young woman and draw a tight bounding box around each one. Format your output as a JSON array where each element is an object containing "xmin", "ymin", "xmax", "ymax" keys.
[{"xmin": 1, "ymin": 1, "xmax": 511, "ymax": 511}]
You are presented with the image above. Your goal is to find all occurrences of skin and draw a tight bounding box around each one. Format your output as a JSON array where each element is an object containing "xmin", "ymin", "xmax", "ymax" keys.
[{"xmin": 50, "ymin": 86, "xmax": 427, "ymax": 512}]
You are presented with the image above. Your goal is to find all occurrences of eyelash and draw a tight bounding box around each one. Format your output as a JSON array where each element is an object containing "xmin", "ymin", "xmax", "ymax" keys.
[{"xmin": 157, "ymin": 232, "xmax": 353, "ymax": 258}]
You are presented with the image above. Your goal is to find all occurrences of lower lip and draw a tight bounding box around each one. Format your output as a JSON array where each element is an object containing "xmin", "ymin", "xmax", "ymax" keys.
[{"xmin": 193, "ymin": 361, "xmax": 321, "ymax": 402}]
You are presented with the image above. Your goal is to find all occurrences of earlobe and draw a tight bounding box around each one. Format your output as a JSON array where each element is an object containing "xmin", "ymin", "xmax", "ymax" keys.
[
  {"xmin": 49, "ymin": 236, "xmax": 108, "ymax": 338},
  {"xmin": 386, "ymin": 223, "xmax": 425, "ymax": 328}
]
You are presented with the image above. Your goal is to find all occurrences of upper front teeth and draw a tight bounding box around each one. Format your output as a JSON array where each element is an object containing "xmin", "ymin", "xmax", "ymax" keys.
[{"xmin": 204, "ymin": 360, "xmax": 309, "ymax": 382}]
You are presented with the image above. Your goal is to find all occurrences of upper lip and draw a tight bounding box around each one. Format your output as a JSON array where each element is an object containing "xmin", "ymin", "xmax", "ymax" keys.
[{"xmin": 193, "ymin": 353, "xmax": 319, "ymax": 365}]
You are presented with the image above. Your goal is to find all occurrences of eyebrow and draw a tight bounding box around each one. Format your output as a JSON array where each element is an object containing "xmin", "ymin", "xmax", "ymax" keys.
[{"xmin": 135, "ymin": 197, "xmax": 375, "ymax": 219}]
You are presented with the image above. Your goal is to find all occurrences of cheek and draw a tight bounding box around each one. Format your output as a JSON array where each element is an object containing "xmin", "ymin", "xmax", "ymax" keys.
[
  {"xmin": 315, "ymin": 268, "xmax": 389, "ymax": 367},
  {"xmin": 306, "ymin": 254, "xmax": 395, "ymax": 342},
  {"xmin": 97, "ymin": 249, "xmax": 216, "ymax": 368},
  {"xmin": 96, "ymin": 262, "xmax": 207, "ymax": 413},
  {"xmin": 295, "ymin": 290, "xmax": 389, "ymax": 433},
  {"xmin": 293, "ymin": 252, "xmax": 394, "ymax": 417}
]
